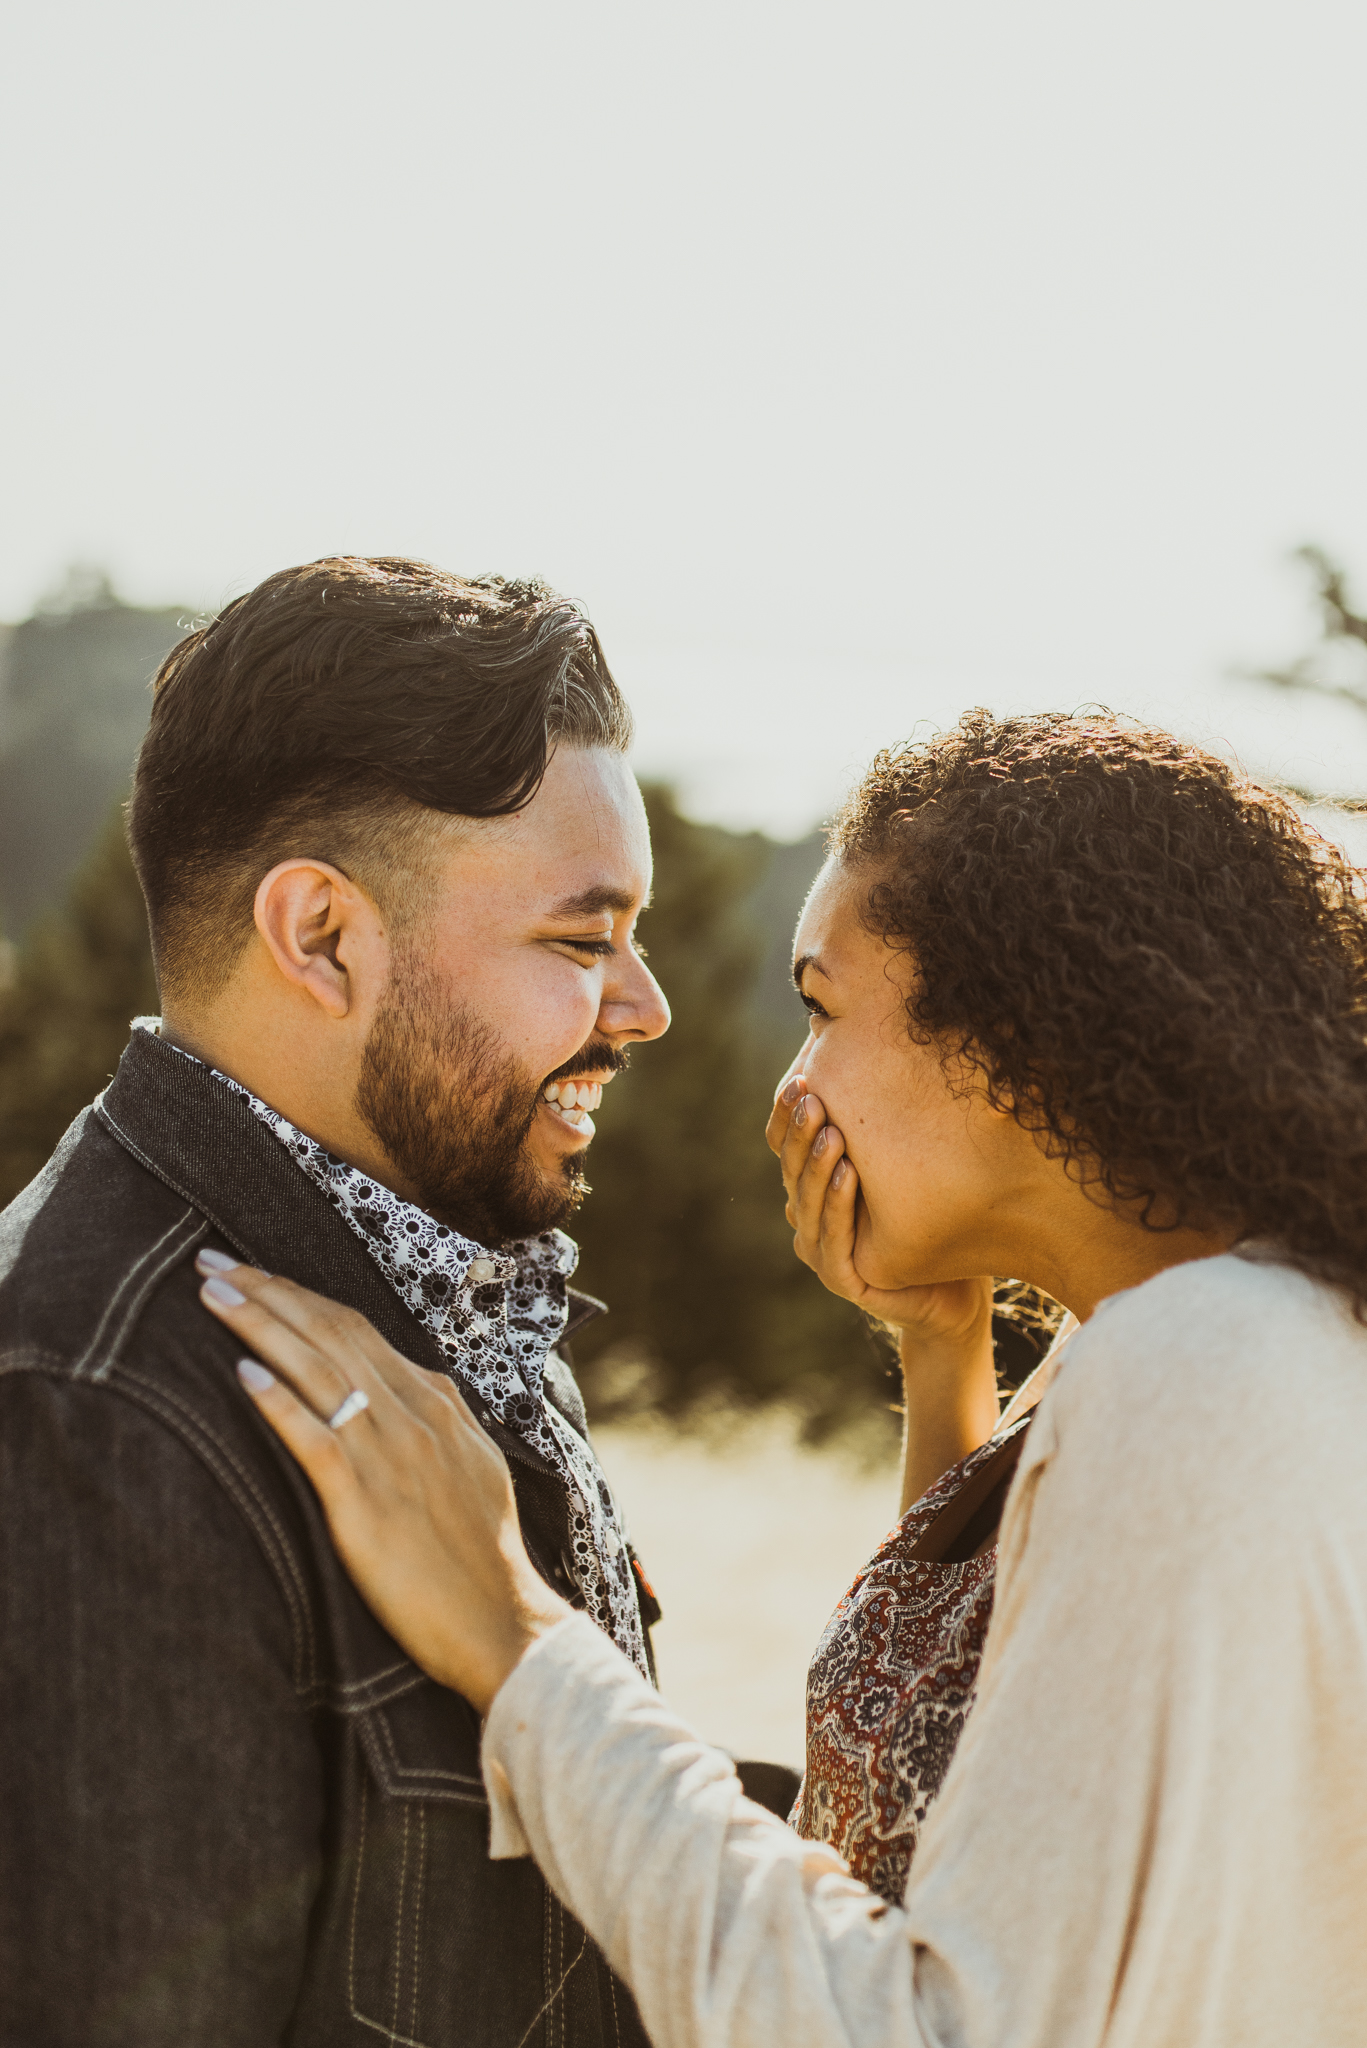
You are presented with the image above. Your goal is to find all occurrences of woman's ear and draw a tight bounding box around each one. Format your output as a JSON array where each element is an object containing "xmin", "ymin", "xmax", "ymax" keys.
[{"xmin": 253, "ymin": 860, "xmax": 377, "ymax": 1019}]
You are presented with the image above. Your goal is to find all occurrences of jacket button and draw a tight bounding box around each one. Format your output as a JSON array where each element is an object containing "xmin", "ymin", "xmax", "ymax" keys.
[{"xmin": 468, "ymin": 1258, "xmax": 496, "ymax": 1284}]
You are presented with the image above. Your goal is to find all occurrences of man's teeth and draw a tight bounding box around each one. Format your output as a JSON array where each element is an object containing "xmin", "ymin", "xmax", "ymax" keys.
[{"xmin": 541, "ymin": 1080, "xmax": 603, "ymax": 1118}]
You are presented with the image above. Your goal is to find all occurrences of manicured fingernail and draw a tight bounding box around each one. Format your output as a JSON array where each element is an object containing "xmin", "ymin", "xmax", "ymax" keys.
[
  {"xmin": 237, "ymin": 1358, "xmax": 274, "ymax": 1392},
  {"xmin": 780, "ymin": 1078, "xmax": 802, "ymax": 1106},
  {"xmin": 202, "ymin": 1275, "xmax": 246, "ymax": 1307},
  {"xmin": 196, "ymin": 1248, "xmax": 240, "ymax": 1274},
  {"xmin": 793, "ymin": 1097, "xmax": 808, "ymax": 1127},
  {"xmin": 812, "ymin": 1126, "xmax": 828, "ymax": 1155},
  {"xmin": 832, "ymin": 1159, "xmax": 849, "ymax": 1189}
]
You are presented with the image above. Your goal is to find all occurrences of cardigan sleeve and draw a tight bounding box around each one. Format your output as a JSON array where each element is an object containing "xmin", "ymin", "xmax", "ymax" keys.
[{"xmin": 484, "ymin": 1615, "xmax": 920, "ymax": 2048}]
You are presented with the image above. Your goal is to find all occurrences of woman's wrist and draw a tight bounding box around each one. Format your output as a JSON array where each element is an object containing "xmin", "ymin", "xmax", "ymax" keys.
[
  {"xmin": 894, "ymin": 1316, "xmax": 993, "ymax": 1377},
  {"xmin": 425, "ymin": 1573, "xmax": 576, "ymax": 1717},
  {"xmin": 896, "ymin": 1317, "xmax": 1001, "ymax": 1514}
]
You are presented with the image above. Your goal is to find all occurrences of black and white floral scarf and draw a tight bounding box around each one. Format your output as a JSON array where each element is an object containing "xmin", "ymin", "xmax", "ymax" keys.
[{"xmin": 170, "ymin": 1034, "xmax": 647, "ymax": 1672}]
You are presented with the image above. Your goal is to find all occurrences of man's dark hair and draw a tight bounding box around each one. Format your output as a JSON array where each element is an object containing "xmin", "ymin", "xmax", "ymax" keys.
[
  {"xmin": 129, "ymin": 557, "xmax": 632, "ymax": 999},
  {"xmin": 832, "ymin": 708, "xmax": 1367, "ymax": 1317}
]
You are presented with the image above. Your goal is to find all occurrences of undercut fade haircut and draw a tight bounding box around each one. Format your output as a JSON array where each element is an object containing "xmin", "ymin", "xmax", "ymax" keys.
[
  {"xmin": 129, "ymin": 557, "xmax": 632, "ymax": 1001},
  {"xmin": 832, "ymin": 709, "xmax": 1367, "ymax": 1317}
]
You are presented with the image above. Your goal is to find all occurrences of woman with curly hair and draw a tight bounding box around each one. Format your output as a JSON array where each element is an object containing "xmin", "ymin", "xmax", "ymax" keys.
[
  {"xmin": 203, "ymin": 711, "xmax": 1367, "ymax": 2048},
  {"xmin": 770, "ymin": 702, "xmax": 1367, "ymax": 1906}
]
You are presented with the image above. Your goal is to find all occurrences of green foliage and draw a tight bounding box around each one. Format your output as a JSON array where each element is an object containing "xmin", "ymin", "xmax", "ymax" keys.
[
  {"xmin": 0, "ymin": 573, "xmax": 188, "ymax": 938},
  {"xmin": 0, "ymin": 810, "xmax": 158, "ymax": 1203},
  {"xmin": 570, "ymin": 786, "xmax": 891, "ymax": 1444}
]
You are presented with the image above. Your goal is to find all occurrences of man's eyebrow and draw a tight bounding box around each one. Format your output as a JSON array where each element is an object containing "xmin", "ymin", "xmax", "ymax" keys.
[
  {"xmin": 792, "ymin": 951, "xmax": 830, "ymax": 989},
  {"xmin": 546, "ymin": 884, "xmax": 647, "ymax": 919}
]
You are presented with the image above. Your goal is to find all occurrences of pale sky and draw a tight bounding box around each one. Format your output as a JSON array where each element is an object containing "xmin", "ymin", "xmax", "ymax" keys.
[{"xmin": 3, "ymin": 0, "xmax": 1366, "ymax": 834}]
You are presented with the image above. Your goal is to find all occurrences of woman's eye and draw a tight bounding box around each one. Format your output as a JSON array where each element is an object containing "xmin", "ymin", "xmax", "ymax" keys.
[
  {"xmin": 799, "ymin": 991, "xmax": 828, "ymax": 1019},
  {"xmin": 564, "ymin": 937, "xmax": 614, "ymax": 960}
]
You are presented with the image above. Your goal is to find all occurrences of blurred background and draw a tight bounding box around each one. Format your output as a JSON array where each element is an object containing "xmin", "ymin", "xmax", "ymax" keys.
[{"xmin": 3, "ymin": 0, "xmax": 1365, "ymax": 1760}]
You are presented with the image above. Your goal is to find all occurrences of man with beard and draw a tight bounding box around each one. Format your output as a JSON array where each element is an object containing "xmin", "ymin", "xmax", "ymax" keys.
[{"xmin": 0, "ymin": 558, "xmax": 670, "ymax": 2047}]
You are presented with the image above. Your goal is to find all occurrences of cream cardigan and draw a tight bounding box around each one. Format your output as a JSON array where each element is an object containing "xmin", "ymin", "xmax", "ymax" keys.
[{"xmin": 483, "ymin": 1252, "xmax": 1367, "ymax": 2048}]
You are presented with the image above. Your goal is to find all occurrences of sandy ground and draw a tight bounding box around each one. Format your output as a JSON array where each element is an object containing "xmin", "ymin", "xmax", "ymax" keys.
[{"xmin": 593, "ymin": 1414, "xmax": 900, "ymax": 1768}]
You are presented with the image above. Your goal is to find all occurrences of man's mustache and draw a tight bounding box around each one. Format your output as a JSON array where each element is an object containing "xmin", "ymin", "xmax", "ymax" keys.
[{"xmin": 543, "ymin": 1042, "xmax": 632, "ymax": 1086}]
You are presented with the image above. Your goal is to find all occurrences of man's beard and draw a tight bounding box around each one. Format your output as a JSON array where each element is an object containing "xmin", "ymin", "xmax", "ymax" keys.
[{"xmin": 354, "ymin": 959, "xmax": 589, "ymax": 1247}]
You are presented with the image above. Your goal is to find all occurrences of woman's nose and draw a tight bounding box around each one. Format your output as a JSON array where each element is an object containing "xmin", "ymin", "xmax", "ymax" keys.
[{"xmin": 777, "ymin": 1032, "xmax": 816, "ymax": 1095}]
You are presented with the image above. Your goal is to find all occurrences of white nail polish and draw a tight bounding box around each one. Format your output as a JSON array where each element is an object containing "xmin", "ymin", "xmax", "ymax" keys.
[
  {"xmin": 203, "ymin": 1275, "xmax": 246, "ymax": 1307},
  {"xmin": 237, "ymin": 1359, "xmax": 274, "ymax": 1391},
  {"xmin": 197, "ymin": 1247, "xmax": 240, "ymax": 1273}
]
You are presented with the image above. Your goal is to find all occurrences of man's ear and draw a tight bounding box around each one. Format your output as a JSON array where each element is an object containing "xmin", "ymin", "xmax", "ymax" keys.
[{"xmin": 253, "ymin": 860, "xmax": 379, "ymax": 1020}]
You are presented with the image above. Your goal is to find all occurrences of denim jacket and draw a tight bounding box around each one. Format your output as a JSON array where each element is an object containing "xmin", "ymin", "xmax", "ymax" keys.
[{"xmin": 0, "ymin": 1026, "xmax": 654, "ymax": 2048}]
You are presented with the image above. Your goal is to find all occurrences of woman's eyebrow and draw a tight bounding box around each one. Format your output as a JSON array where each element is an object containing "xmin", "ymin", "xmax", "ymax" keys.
[{"xmin": 792, "ymin": 952, "xmax": 830, "ymax": 988}]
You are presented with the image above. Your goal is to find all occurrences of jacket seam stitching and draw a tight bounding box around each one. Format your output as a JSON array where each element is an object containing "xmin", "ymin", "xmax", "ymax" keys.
[
  {"xmin": 0, "ymin": 1349, "xmax": 321, "ymax": 1699},
  {"xmin": 519, "ymin": 1907, "xmax": 587, "ymax": 2048},
  {"xmin": 111, "ymin": 1362, "xmax": 321, "ymax": 1691},
  {"xmin": 356, "ymin": 1709, "xmax": 487, "ymax": 1806},
  {"xmin": 0, "ymin": 1346, "xmax": 85, "ymax": 1378},
  {"xmin": 94, "ymin": 1097, "xmax": 262, "ymax": 1267},
  {"xmin": 0, "ymin": 1353, "xmax": 425, "ymax": 1711},
  {"xmin": 371, "ymin": 1705, "xmax": 485, "ymax": 1788},
  {"xmin": 348, "ymin": 1765, "xmax": 369, "ymax": 2025},
  {"xmin": 391, "ymin": 1800, "xmax": 411, "ymax": 2040},
  {"xmin": 410, "ymin": 1803, "xmax": 427, "ymax": 2039},
  {"xmin": 332, "ymin": 1661, "xmax": 415, "ymax": 1697},
  {"xmin": 94, "ymin": 1098, "xmax": 178, "ymax": 1193},
  {"xmin": 76, "ymin": 1208, "xmax": 209, "ymax": 1381}
]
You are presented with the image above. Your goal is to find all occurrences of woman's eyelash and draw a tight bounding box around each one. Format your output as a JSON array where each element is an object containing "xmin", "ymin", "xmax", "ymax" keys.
[{"xmin": 799, "ymin": 991, "xmax": 828, "ymax": 1017}]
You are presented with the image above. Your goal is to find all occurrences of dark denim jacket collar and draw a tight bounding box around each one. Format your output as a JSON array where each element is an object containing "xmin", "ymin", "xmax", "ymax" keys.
[{"xmin": 95, "ymin": 1025, "xmax": 604, "ymax": 1385}]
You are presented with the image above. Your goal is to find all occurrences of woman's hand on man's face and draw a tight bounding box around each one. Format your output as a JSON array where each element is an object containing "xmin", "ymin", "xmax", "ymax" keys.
[
  {"xmin": 194, "ymin": 1253, "xmax": 572, "ymax": 1715},
  {"xmin": 766, "ymin": 1073, "xmax": 994, "ymax": 1347}
]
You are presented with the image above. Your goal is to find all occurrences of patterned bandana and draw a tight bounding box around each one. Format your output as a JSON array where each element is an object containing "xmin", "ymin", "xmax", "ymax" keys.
[{"xmin": 165, "ymin": 1032, "xmax": 647, "ymax": 1673}]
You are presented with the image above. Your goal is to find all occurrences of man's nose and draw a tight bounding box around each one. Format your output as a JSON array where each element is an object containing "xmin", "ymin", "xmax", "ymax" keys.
[{"xmin": 601, "ymin": 951, "xmax": 671, "ymax": 1044}]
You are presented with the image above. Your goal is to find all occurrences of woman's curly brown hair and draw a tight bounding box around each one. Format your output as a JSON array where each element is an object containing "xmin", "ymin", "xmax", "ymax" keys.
[{"xmin": 831, "ymin": 709, "xmax": 1367, "ymax": 1315}]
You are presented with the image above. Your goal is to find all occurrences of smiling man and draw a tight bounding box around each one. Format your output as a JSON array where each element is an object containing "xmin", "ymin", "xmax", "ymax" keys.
[{"xmin": 0, "ymin": 559, "xmax": 669, "ymax": 2047}]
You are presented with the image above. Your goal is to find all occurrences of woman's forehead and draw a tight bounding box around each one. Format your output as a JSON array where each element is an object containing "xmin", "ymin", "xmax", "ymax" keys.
[
  {"xmin": 793, "ymin": 859, "xmax": 843, "ymax": 950},
  {"xmin": 792, "ymin": 860, "xmax": 889, "ymax": 977}
]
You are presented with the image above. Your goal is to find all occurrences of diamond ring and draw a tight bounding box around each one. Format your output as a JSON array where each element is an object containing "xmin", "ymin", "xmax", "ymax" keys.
[{"xmin": 328, "ymin": 1388, "xmax": 371, "ymax": 1431}]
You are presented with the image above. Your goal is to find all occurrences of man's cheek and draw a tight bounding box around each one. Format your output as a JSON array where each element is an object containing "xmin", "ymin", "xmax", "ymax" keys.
[
  {"xmin": 527, "ymin": 971, "xmax": 601, "ymax": 1071},
  {"xmin": 502, "ymin": 999, "xmax": 590, "ymax": 1081}
]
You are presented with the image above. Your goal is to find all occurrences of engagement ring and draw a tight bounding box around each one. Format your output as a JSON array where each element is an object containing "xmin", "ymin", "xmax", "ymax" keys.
[{"xmin": 327, "ymin": 1388, "xmax": 370, "ymax": 1431}]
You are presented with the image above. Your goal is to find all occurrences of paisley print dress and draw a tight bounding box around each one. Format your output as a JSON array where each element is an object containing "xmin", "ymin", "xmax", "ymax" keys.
[{"xmin": 794, "ymin": 1413, "xmax": 1035, "ymax": 1903}]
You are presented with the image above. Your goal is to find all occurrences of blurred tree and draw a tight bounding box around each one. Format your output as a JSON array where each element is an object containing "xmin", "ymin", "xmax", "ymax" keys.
[
  {"xmin": 1253, "ymin": 547, "xmax": 1367, "ymax": 716},
  {"xmin": 0, "ymin": 810, "xmax": 157, "ymax": 1202},
  {"xmin": 570, "ymin": 785, "xmax": 888, "ymax": 1443},
  {"xmin": 0, "ymin": 569, "xmax": 188, "ymax": 936}
]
